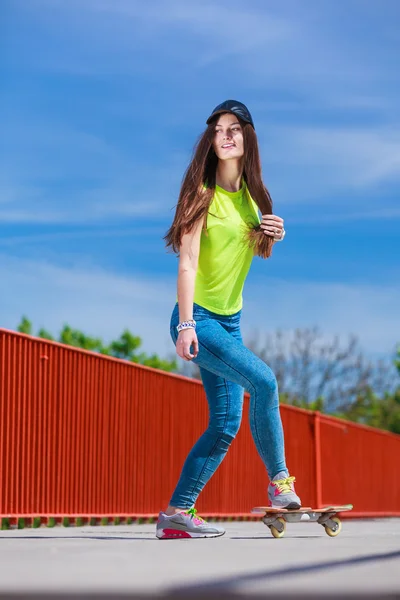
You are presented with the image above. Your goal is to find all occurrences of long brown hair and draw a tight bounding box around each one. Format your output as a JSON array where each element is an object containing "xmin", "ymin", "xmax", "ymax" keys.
[{"xmin": 164, "ymin": 116, "xmax": 274, "ymax": 259}]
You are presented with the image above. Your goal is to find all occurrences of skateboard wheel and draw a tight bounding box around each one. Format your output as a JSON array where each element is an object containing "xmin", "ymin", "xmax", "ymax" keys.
[
  {"xmin": 324, "ymin": 517, "xmax": 342, "ymax": 537},
  {"xmin": 270, "ymin": 517, "xmax": 286, "ymax": 539}
]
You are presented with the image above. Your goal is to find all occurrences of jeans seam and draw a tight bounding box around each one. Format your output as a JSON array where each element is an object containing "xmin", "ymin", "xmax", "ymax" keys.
[
  {"xmin": 199, "ymin": 339, "xmax": 270, "ymax": 470},
  {"xmin": 187, "ymin": 377, "xmax": 231, "ymax": 505},
  {"xmin": 252, "ymin": 387, "xmax": 268, "ymax": 469},
  {"xmin": 198, "ymin": 340, "xmax": 255, "ymax": 393}
]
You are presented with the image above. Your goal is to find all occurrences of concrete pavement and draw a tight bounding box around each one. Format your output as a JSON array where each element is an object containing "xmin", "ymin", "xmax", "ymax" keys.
[{"xmin": 0, "ymin": 518, "xmax": 399, "ymax": 598}]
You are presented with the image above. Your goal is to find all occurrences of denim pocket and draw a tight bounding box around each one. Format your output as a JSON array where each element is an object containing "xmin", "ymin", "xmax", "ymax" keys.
[{"xmin": 192, "ymin": 303, "xmax": 211, "ymax": 322}]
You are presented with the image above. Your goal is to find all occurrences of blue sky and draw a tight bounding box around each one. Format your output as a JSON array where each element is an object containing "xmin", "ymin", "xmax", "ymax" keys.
[{"xmin": 1, "ymin": 0, "xmax": 399, "ymax": 361}]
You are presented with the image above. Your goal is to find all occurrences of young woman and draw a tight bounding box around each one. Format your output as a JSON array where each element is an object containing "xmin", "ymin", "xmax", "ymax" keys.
[{"xmin": 157, "ymin": 100, "xmax": 301, "ymax": 540}]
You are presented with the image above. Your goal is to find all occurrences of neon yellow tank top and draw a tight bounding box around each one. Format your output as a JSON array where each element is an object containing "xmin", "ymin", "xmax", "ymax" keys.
[{"xmin": 193, "ymin": 182, "xmax": 260, "ymax": 315}]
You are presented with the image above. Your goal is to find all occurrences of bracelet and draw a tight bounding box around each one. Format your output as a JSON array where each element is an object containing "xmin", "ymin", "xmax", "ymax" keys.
[{"xmin": 177, "ymin": 319, "xmax": 196, "ymax": 333}]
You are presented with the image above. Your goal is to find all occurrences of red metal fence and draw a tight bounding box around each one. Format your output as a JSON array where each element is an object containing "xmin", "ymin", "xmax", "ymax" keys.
[{"xmin": 1, "ymin": 328, "xmax": 399, "ymax": 522}]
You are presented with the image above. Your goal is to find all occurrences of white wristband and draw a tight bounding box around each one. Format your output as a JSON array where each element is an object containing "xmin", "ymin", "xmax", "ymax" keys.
[{"xmin": 177, "ymin": 319, "xmax": 196, "ymax": 333}]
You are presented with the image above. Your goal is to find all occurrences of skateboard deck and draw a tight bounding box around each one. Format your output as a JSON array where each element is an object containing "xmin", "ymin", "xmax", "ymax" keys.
[{"xmin": 251, "ymin": 504, "xmax": 353, "ymax": 538}]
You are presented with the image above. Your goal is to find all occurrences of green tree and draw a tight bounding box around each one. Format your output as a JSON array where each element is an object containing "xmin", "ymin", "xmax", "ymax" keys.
[
  {"xmin": 59, "ymin": 325, "xmax": 104, "ymax": 352},
  {"xmin": 107, "ymin": 330, "xmax": 142, "ymax": 360},
  {"xmin": 17, "ymin": 316, "xmax": 32, "ymax": 335},
  {"xmin": 15, "ymin": 317, "xmax": 177, "ymax": 373},
  {"xmin": 395, "ymin": 346, "xmax": 400, "ymax": 373},
  {"xmin": 339, "ymin": 387, "xmax": 400, "ymax": 434},
  {"xmin": 336, "ymin": 347, "xmax": 400, "ymax": 434},
  {"xmin": 380, "ymin": 389, "xmax": 400, "ymax": 434},
  {"xmin": 37, "ymin": 328, "xmax": 55, "ymax": 341}
]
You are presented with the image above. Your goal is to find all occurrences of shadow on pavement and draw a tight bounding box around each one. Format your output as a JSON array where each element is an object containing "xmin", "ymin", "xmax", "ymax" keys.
[
  {"xmin": 0, "ymin": 550, "xmax": 398, "ymax": 599},
  {"xmin": 0, "ymin": 536, "xmax": 156, "ymax": 541},
  {"xmin": 230, "ymin": 535, "xmax": 321, "ymax": 539},
  {"xmin": 166, "ymin": 549, "xmax": 400, "ymax": 596},
  {"xmin": 0, "ymin": 593, "xmax": 398, "ymax": 599}
]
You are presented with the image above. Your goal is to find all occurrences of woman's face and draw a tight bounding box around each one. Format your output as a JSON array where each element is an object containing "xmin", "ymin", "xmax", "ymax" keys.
[{"xmin": 212, "ymin": 113, "xmax": 244, "ymax": 161}]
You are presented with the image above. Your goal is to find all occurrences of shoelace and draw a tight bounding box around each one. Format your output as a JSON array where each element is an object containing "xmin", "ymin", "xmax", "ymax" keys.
[
  {"xmin": 273, "ymin": 476, "xmax": 296, "ymax": 494},
  {"xmin": 186, "ymin": 508, "xmax": 204, "ymax": 523}
]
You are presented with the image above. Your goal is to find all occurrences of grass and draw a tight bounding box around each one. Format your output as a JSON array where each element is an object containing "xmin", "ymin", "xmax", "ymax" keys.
[{"xmin": 1, "ymin": 514, "xmax": 165, "ymax": 529}]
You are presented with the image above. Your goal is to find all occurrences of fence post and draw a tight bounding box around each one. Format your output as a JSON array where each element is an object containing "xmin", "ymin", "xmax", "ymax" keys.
[{"xmin": 314, "ymin": 411, "xmax": 322, "ymax": 508}]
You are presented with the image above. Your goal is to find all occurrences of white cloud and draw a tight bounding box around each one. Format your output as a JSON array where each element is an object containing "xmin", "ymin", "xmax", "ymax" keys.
[
  {"xmin": 289, "ymin": 207, "xmax": 400, "ymax": 225},
  {"xmin": 9, "ymin": 0, "xmax": 291, "ymax": 75},
  {"xmin": 1, "ymin": 255, "xmax": 398, "ymax": 359},
  {"xmin": 3, "ymin": 1, "xmax": 399, "ymax": 223},
  {"xmin": 0, "ymin": 120, "xmax": 181, "ymax": 224},
  {"xmin": 11, "ymin": 0, "xmax": 396, "ymax": 102},
  {"xmin": 292, "ymin": 127, "xmax": 400, "ymax": 186},
  {"xmin": 0, "ymin": 226, "xmax": 158, "ymax": 247},
  {"xmin": 0, "ymin": 188, "xmax": 171, "ymax": 224},
  {"xmin": 261, "ymin": 125, "xmax": 400, "ymax": 201},
  {"xmin": 0, "ymin": 195, "xmax": 168, "ymax": 224},
  {"xmin": 0, "ymin": 254, "xmax": 176, "ymax": 357},
  {"xmin": 22, "ymin": 0, "xmax": 292, "ymax": 58},
  {"xmin": 243, "ymin": 278, "xmax": 400, "ymax": 356},
  {"xmin": 1, "ymin": 123, "xmax": 116, "ymax": 180}
]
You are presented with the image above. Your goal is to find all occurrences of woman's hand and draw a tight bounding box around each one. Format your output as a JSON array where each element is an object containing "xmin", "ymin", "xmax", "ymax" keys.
[
  {"xmin": 260, "ymin": 214, "xmax": 285, "ymax": 241},
  {"xmin": 176, "ymin": 328, "xmax": 199, "ymax": 361}
]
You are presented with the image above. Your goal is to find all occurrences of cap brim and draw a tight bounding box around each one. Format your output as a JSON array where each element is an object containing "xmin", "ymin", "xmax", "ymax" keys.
[{"xmin": 206, "ymin": 109, "xmax": 234, "ymax": 124}]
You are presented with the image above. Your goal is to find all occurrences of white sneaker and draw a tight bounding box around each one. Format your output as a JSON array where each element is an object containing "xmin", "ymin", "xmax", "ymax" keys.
[
  {"xmin": 267, "ymin": 471, "xmax": 301, "ymax": 509},
  {"xmin": 156, "ymin": 508, "xmax": 225, "ymax": 539}
]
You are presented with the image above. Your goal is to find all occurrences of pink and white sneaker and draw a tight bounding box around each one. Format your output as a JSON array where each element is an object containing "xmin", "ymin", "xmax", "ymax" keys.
[
  {"xmin": 268, "ymin": 471, "xmax": 301, "ymax": 509},
  {"xmin": 156, "ymin": 508, "xmax": 225, "ymax": 539}
]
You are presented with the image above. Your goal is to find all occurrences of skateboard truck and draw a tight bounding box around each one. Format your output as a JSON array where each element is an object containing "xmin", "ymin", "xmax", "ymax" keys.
[{"xmin": 317, "ymin": 511, "xmax": 341, "ymax": 532}]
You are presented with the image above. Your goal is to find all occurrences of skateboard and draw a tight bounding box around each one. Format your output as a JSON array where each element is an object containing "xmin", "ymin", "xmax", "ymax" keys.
[{"xmin": 251, "ymin": 504, "xmax": 353, "ymax": 538}]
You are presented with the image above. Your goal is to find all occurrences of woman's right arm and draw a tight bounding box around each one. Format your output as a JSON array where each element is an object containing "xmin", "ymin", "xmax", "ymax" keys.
[{"xmin": 175, "ymin": 216, "xmax": 204, "ymax": 361}]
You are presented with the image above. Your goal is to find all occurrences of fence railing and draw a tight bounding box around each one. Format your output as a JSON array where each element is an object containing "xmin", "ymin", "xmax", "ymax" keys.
[{"xmin": 1, "ymin": 328, "xmax": 399, "ymax": 523}]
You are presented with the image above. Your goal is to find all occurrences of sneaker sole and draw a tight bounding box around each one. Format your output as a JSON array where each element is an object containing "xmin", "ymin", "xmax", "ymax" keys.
[
  {"xmin": 156, "ymin": 528, "xmax": 225, "ymax": 540},
  {"xmin": 269, "ymin": 502, "xmax": 301, "ymax": 510}
]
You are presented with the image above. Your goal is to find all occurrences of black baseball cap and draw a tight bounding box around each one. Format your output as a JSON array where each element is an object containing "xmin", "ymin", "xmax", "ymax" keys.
[{"xmin": 206, "ymin": 99, "xmax": 255, "ymax": 129}]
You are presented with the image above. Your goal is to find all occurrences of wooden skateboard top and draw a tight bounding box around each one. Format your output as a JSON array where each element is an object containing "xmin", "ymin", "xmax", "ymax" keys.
[{"xmin": 251, "ymin": 504, "xmax": 353, "ymax": 515}]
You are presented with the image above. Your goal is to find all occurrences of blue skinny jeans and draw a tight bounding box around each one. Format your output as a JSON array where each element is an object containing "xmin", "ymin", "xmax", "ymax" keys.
[{"xmin": 169, "ymin": 302, "xmax": 288, "ymax": 509}]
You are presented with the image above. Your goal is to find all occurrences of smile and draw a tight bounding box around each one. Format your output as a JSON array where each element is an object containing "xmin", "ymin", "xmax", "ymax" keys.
[{"xmin": 221, "ymin": 144, "xmax": 235, "ymax": 149}]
